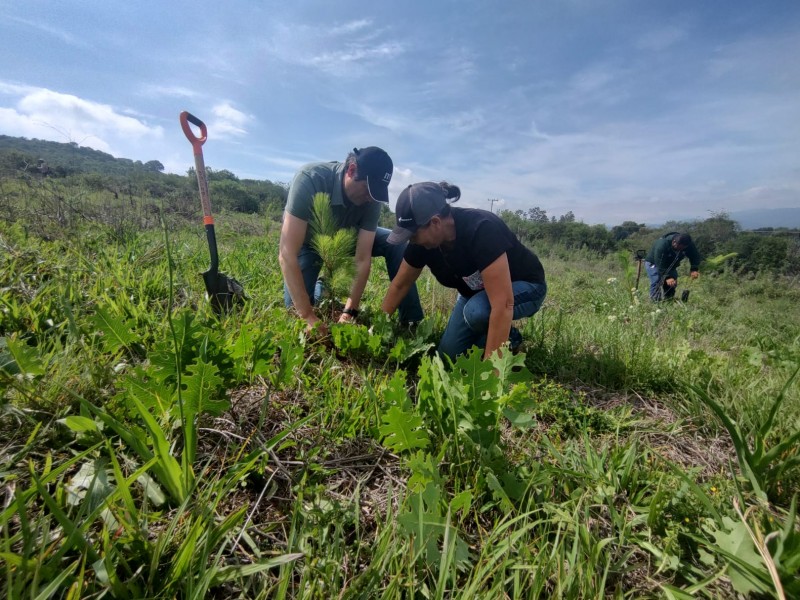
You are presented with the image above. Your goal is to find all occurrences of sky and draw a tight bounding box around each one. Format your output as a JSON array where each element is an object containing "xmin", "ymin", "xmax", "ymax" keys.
[{"xmin": 1, "ymin": 1, "xmax": 799, "ymax": 226}]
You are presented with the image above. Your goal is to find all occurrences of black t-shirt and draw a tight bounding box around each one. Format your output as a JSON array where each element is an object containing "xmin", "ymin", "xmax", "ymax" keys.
[{"xmin": 404, "ymin": 208, "xmax": 545, "ymax": 298}]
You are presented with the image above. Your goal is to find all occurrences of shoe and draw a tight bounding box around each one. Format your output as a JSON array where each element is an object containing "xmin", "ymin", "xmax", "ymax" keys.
[
  {"xmin": 508, "ymin": 326, "xmax": 523, "ymax": 353},
  {"xmin": 399, "ymin": 320, "xmax": 421, "ymax": 334}
]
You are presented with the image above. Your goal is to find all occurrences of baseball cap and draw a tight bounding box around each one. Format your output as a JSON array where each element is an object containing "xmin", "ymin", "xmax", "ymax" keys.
[
  {"xmin": 353, "ymin": 147, "xmax": 393, "ymax": 203},
  {"xmin": 387, "ymin": 182, "xmax": 448, "ymax": 244}
]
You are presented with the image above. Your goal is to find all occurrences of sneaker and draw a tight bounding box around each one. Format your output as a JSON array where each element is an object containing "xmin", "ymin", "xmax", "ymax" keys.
[{"xmin": 508, "ymin": 326, "xmax": 523, "ymax": 353}]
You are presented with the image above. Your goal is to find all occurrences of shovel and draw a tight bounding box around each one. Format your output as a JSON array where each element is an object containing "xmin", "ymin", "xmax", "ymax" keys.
[
  {"xmin": 681, "ymin": 278, "xmax": 692, "ymax": 303},
  {"xmin": 180, "ymin": 111, "xmax": 245, "ymax": 313},
  {"xmin": 634, "ymin": 249, "xmax": 646, "ymax": 289}
]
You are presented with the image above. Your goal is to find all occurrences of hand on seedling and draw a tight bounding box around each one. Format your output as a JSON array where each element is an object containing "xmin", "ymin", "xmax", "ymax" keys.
[
  {"xmin": 306, "ymin": 317, "xmax": 330, "ymax": 338},
  {"xmin": 690, "ymin": 271, "xmax": 700, "ymax": 280},
  {"xmin": 665, "ymin": 278, "xmax": 677, "ymax": 287},
  {"xmin": 338, "ymin": 312, "xmax": 356, "ymax": 324}
]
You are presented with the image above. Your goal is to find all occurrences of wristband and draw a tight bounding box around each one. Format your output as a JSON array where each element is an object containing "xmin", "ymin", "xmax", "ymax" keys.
[{"xmin": 342, "ymin": 307, "xmax": 360, "ymax": 317}]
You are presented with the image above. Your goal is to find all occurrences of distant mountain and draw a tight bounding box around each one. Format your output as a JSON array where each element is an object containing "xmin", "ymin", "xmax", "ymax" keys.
[
  {"xmin": 729, "ymin": 208, "xmax": 800, "ymax": 230},
  {"xmin": 0, "ymin": 135, "xmax": 164, "ymax": 177}
]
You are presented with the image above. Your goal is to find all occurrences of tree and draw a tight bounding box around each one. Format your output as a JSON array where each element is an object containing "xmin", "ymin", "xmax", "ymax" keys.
[
  {"xmin": 308, "ymin": 192, "xmax": 356, "ymax": 317},
  {"xmin": 143, "ymin": 160, "xmax": 164, "ymax": 173},
  {"xmin": 611, "ymin": 220, "xmax": 645, "ymax": 241},
  {"xmin": 526, "ymin": 207, "xmax": 549, "ymax": 223}
]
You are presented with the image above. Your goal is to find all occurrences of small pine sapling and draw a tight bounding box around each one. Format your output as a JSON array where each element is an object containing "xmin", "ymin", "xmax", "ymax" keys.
[{"xmin": 308, "ymin": 192, "xmax": 357, "ymax": 319}]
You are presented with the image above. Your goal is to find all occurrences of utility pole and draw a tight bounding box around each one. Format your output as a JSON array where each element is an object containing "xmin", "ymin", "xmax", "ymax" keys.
[{"xmin": 487, "ymin": 198, "xmax": 501, "ymax": 213}]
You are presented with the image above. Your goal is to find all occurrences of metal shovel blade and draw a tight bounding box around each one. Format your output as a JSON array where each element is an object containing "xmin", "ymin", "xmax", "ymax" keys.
[
  {"xmin": 681, "ymin": 289, "xmax": 690, "ymax": 303},
  {"xmin": 203, "ymin": 269, "xmax": 245, "ymax": 313}
]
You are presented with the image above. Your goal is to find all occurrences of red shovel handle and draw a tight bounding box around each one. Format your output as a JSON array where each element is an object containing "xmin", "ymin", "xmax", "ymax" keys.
[
  {"xmin": 180, "ymin": 111, "xmax": 213, "ymax": 221},
  {"xmin": 180, "ymin": 111, "xmax": 207, "ymax": 155}
]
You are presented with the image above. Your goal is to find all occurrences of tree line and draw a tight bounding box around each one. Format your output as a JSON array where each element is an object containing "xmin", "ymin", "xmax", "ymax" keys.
[
  {"xmin": 2, "ymin": 134, "xmax": 798, "ymax": 275},
  {"xmin": 498, "ymin": 207, "xmax": 800, "ymax": 276}
]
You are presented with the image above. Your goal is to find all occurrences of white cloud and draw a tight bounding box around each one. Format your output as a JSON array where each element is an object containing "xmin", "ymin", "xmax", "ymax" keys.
[
  {"xmin": 8, "ymin": 16, "xmax": 91, "ymax": 48},
  {"xmin": 0, "ymin": 85, "xmax": 163, "ymax": 157},
  {"xmin": 210, "ymin": 102, "xmax": 251, "ymax": 138},
  {"xmin": 265, "ymin": 20, "xmax": 405, "ymax": 77},
  {"xmin": 139, "ymin": 84, "xmax": 198, "ymax": 99}
]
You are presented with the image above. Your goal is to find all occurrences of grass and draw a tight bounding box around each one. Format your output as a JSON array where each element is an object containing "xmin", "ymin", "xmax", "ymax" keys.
[{"xmin": 1, "ymin": 205, "xmax": 799, "ymax": 598}]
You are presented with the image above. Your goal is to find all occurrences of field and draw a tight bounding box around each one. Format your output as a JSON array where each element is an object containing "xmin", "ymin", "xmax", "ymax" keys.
[{"xmin": 1, "ymin": 199, "xmax": 799, "ymax": 598}]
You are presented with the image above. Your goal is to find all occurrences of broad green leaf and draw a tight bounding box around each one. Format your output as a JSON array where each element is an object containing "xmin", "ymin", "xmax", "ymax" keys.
[
  {"xmin": 450, "ymin": 490, "xmax": 473, "ymax": 516},
  {"xmin": 272, "ymin": 338, "xmax": 304, "ymax": 388},
  {"xmin": 379, "ymin": 406, "xmax": 430, "ymax": 454},
  {"xmin": 2, "ymin": 336, "xmax": 45, "ymax": 376},
  {"xmin": 62, "ymin": 416, "xmax": 98, "ymax": 433},
  {"xmin": 92, "ymin": 306, "xmax": 136, "ymax": 354},
  {"xmin": 489, "ymin": 346, "xmax": 532, "ymax": 384},
  {"xmin": 407, "ymin": 451, "xmax": 441, "ymax": 492},
  {"xmin": 182, "ymin": 357, "xmax": 227, "ymax": 419},
  {"xmin": 708, "ymin": 516, "xmax": 771, "ymax": 596},
  {"xmin": 118, "ymin": 367, "xmax": 176, "ymax": 417},
  {"xmin": 398, "ymin": 482, "xmax": 446, "ymax": 566},
  {"xmin": 383, "ymin": 370, "xmax": 410, "ymax": 410}
]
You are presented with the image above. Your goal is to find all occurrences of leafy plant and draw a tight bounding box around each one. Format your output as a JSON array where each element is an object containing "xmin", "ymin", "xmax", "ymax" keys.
[
  {"xmin": 308, "ymin": 192, "xmax": 356, "ymax": 315},
  {"xmin": 689, "ymin": 364, "xmax": 800, "ymax": 501}
]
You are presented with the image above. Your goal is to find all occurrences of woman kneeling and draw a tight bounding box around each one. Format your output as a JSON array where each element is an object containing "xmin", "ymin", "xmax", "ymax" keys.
[{"xmin": 381, "ymin": 181, "xmax": 547, "ymax": 361}]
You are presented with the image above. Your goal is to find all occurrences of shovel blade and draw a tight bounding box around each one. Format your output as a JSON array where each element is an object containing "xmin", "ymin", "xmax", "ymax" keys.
[
  {"xmin": 202, "ymin": 269, "xmax": 246, "ymax": 313},
  {"xmin": 680, "ymin": 289, "xmax": 690, "ymax": 303}
]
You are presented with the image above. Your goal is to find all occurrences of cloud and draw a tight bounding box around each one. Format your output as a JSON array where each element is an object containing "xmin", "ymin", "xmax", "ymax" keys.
[
  {"xmin": 0, "ymin": 84, "xmax": 163, "ymax": 156},
  {"xmin": 7, "ymin": 16, "xmax": 91, "ymax": 49},
  {"xmin": 266, "ymin": 19, "xmax": 405, "ymax": 77},
  {"xmin": 210, "ymin": 102, "xmax": 251, "ymax": 138},
  {"xmin": 139, "ymin": 84, "xmax": 198, "ymax": 99}
]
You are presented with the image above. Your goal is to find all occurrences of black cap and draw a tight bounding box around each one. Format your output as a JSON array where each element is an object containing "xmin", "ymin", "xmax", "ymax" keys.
[
  {"xmin": 353, "ymin": 147, "xmax": 393, "ymax": 203},
  {"xmin": 387, "ymin": 182, "xmax": 448, "ymax": 244}
]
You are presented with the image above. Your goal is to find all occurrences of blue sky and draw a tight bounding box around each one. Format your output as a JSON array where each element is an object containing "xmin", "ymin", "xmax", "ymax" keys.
[{"xmin": 1, "ymin": 1, "xmax": 798, "ymax": 225}]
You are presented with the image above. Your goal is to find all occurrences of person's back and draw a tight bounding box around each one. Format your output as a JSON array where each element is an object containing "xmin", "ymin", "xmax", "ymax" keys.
[{"xmin": 644, "ymin": 232, "xmax": 701, "ymax": 301}]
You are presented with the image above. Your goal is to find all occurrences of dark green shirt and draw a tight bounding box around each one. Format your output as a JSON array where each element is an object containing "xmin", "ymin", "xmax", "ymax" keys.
[
  {"xmin": 284, "ymin": 161, "xmax": 381, "ymax": 246},
  {"xmin": 646, "ymin": 233, "xmax": 702, "ymax": 279}
]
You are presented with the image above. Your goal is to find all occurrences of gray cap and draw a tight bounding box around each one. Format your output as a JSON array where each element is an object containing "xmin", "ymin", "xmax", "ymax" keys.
[{"xmin": 387, "ymin": 182, "xmax": 448, "ymax": 244}]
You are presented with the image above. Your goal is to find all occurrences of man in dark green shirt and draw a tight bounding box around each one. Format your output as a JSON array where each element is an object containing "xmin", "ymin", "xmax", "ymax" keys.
[
  {"xmin": 644, "ymin": 232, "xmax": 701, "ymax": 301},
  {"xmin": 278, "ymin": 147, "xmax": 423, "ymax": 330}
]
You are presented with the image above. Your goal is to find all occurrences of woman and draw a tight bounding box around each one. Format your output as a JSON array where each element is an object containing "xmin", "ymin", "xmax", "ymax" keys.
[{"xmin": 381, "ymin": 181, "xmax": 546, "ymax": 361}]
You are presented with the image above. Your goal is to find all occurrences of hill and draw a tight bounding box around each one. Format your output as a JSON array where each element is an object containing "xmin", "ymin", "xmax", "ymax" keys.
[{"xmin": 0, "ymin": 134, "xmax": 165, "ymax": 177}]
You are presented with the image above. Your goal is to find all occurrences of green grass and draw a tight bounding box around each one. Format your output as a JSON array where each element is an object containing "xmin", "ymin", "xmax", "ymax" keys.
[{"xmin": 1, "ymin": 208, "xmax": 799, "ymax": 599}]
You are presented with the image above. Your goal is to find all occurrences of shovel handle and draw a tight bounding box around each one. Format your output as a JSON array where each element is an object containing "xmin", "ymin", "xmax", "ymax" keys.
[
  {"xmin": 179, "ymin": 111, "xmax": 214, "ymax": 222},
  {"xmin": 180, "ymin": 111, "xmax": 207, "ymax": 155}
]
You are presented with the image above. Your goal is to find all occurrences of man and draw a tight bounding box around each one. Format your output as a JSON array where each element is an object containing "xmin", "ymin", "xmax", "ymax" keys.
[
  {"xmin": 644, "ymin": 232, "xmax": 701, "ymax": 301},
  {"xmin": 278, "ymin": 147, "xmax": 423, "ymax": 330}
]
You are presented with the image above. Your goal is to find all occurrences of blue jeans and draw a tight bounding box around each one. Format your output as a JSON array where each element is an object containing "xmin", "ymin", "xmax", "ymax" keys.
[
  {"xmin": 645, "ymin": 261, "xmax": 675, "ymax": 301},
  {"xmin": 438, "ymin": 281, "xmax": 547, "ymax": 360},
  {"xmin": 283, "ymin": 226, "xmax": 424, "ymax": 323}
]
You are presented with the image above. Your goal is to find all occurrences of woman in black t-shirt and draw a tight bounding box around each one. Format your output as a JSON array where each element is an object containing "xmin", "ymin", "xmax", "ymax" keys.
[{"xmin": 382, "ymin": 181, "xmax": 547, "ymax": 361}]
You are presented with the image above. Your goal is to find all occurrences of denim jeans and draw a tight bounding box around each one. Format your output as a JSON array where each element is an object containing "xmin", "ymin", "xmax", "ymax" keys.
[
  {"xmin": 283, "ymin": 226, "xmax": 424, "ymax": 323},
  {"xmin": 645, "ymin": 261, "xmax": 675, "ymax": 301},
  {"xmin": 438, "ymin": 280, "xmax": 547, "ymax": 361}
]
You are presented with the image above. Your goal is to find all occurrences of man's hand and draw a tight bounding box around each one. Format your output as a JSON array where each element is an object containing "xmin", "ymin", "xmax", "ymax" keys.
[
  {"xmin": 690, "ymin": 271, "xmax": 700, "ymax": 280},
  {"xmin": 306, "ymin": 316, "xmax": 329, "ymax": 337},
  {"xmin": 338, "ymin": 312, "xmax": 356, "ymax": 324},
  {"xmin": 665, "ymin": 277, "xmax": 677, "ymax": 287}
]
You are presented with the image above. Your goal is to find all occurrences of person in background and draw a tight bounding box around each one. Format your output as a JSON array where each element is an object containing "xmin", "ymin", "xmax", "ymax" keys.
[
  {"xmin": 644, "ymin": 232, "xmax": 701, "ymax": 301},
  {"xmin": 381, "ymin": 181, "xmax": 546, "ymax": 361},
  {"xmin": 278, "ymin": 147, "xmax": 423, "ymax": 331}
]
